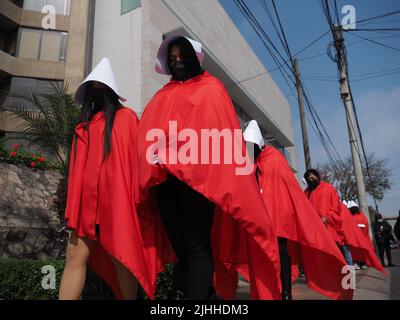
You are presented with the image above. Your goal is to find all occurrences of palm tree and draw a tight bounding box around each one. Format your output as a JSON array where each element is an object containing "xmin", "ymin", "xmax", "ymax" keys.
[{"xmin": 0, "ymin": 82, "xmax": 81, "ymax": 174}]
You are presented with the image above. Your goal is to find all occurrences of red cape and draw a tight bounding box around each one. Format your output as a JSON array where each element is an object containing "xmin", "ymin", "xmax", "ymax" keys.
[
  {"xmin": 257, "ymin": 147, "xmax": 353, "ymax": 300},
  {"xmin": 305, "ymin": 181, "xmax": 345, "ymax": 246},
  {"xmin": 65, "ymin": 107, "xmax": 171, "ymax": 299},
  {"xmin": 340, "ymin": 204, "xmax": 385, "ymax": 274},
  {"xmin": 136, "ymin": 72, "xmax": 281, "ymax": 300},
  {"xmin": 352, "ymin": 211, "xmax": 370, "ymax": 237}
]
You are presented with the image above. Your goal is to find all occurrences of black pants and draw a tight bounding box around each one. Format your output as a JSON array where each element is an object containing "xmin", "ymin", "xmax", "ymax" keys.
[
  {"xmin": 377, "ymin": 239, "xmax": 392, "ymax": 265},
  {"xmin": 278, "ymin": 237, "xmax": 292, "ymax": 300},
  {"xmin": 157, "ymin": 175, "xmax": 215, "ymax": 300}
]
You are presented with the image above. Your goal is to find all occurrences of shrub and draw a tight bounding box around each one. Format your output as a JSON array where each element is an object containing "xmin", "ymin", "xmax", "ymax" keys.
[{"xmin": 0, "ymin": 143, "xmax": 62, "ymax": 171}]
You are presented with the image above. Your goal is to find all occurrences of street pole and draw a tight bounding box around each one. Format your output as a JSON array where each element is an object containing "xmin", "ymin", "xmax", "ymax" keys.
[
  {"xmin": 332, "ymin": 25, "xmax": 373, "ymax": 238},
  {"xmin": 293, "ymin": 58, "xmax": 312, "ymax": 170}
]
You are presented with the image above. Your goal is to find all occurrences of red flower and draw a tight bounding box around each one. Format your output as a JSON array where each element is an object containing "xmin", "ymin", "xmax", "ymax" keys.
[
  {"xmin": 10, "ymin": 151, "xmax": 17, "ymax": 157},
  {"xmin": 37, "ymin": 156, "xmax": 46, "ymax": 163},
  {"xmin": 12, "ymin": 144, "xmax": 21, "ymax": 150},
  {"xmin": 31, "ymin": 162, "xmax": 37, "ymax": 168}
]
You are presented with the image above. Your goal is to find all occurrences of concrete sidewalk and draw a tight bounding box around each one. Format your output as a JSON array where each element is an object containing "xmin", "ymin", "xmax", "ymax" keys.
[{"xmin": 236, "ymin": 248, "xmax": 400, "ymax": 300}]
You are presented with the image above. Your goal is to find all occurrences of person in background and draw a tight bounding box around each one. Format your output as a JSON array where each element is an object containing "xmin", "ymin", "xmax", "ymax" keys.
[
  {"xmin": 243, "ymin": 121, "xmax": 352, "ymax": 300},
  {"xmin": 347, "ymin": 200, "xmax": 369, "ymax": 270},
  {"xmin": 373, "ymin": 214, "xmax": 395, "ymax": 267},
  {"xmin": 304, "ymin": 170, "xmax": 353, "ymax": 267},
  {"xmin": 394, "ymin": 210, "xmax": 400, "ymax": 243}
]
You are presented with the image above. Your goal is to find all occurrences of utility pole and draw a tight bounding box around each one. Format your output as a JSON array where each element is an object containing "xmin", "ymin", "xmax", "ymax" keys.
[
  {"xmin": 332, "ymin": 26, "xmax": 373, "ymax": 237},
  {"xmin": 293, "ymin": 58, "xmax": 312, "ymax": 170}
]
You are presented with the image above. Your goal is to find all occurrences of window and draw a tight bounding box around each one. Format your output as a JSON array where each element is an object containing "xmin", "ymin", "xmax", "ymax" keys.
[
  {"xmin": 121, "ymin": 0, "xmax": 141, "ymax": 15},
  {"xmin": 9, "ymin": 77, "xmax": 63, "ymax": 111},
  {"xmin": 40, "ymin": 31, "xmax": 67, "ymax": 62},
  {"xmin": 18, "ymin": 29, "xmax": 41, "ymax": 60},
  {"xmin": 17, "ymin": 28, "xmax": 68, "ymax": 62},
  {"xmin": 46, "ymin": 0, "xmax": 69, "ymax": 15},
  {"xmin": 23, "ymin": 0, "xmax": 46, "ymax": 12},
  {"xmin": 23, "ymin": 0, "xmax": 70, "ymax": 16}
]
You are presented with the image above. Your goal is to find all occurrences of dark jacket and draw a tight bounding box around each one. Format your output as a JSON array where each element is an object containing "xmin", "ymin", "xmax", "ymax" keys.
[
  {"xmin": 373, "ymin": 220, "xmax": 393, "ymax": 243},
  {"xmin": 394, "ymin": 218, "xmax": 400, "ymax": 241}
]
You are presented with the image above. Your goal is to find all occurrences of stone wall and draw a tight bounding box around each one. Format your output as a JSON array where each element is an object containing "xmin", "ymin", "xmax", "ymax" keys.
[{"xmin": 0, "ymin": 162, "xmax": 66, "ymax": 260}]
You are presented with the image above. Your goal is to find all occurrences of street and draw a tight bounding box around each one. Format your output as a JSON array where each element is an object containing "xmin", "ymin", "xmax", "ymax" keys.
[{"xmin": 236, "ymin": 248, "xmax": 400, "ymax": 300}]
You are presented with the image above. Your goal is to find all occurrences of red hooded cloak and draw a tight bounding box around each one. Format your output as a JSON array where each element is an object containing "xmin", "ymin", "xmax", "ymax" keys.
[
  {"xmin": 257, "ymin": 146, "xmax": 353, "ymax": 300},
  {"xmin": 65, "ymin": 107, "xmax": 172, "ymax": 299},
  {"xmin": 136, "ymin": 72, "xmax": 281, "ymax": 300},
  {"xmin": 340, "ymin": 204, "xmax": 385, "ymax": 273},
  {"xmin": 305, "ymin": 181, "xmax": 345, "ymax": 246}
]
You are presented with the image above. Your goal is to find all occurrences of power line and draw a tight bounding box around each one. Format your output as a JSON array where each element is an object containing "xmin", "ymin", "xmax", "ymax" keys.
[
  {"xmin": 361, "ymin": 18, "xmax": 400, "ymax": 26},
  {"xmin": 346, "ymin": 28, "xmax": 400, "ymax": 32},
  {"xmin": 304, "ymin": 68, "xmax": 400, "ymax": 82},
  {"xmin": 270, "ymin": 0, "xmax": 346, "ymax": 170},
  {"xmin": 347, "ymin": 31, "xmax": 400, "ymax": 53},
  {"xmin": 226, "ymin": 29, "xmax": 330, "ymax": 87},
  {"xmin": 236, "ymin": 0, "xmax": 347, "ymax": 172},
  {"xmin": 356, "ymin": 9, "xmax": 400, "ymax": 25},
  {"xmin": 234, "ymin": 0, "xmax": 296, "ymax": 87},
  {"xmin": 322, "ymin": 2, "xmax": 380, "ymax": 217},
  {"xmin": 292, "ymin": 31, "xmax": 330, "ymax": 57}
]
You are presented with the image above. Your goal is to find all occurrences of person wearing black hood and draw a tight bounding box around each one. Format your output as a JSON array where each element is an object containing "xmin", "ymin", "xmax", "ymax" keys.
[
  {"xmin": 136, "ymin": 35, "xmax": 283, "ymax": 301},
  {"xmin": 167, "ymin": 36, "xmax": 204, "ymax": 82},
  {"xmin": 152, "ymin": 36, "xmax": 216, "ymax": 300},
  {"xmin": 304, "ymin": 169, "xmax": 354, "ymax": 266}
]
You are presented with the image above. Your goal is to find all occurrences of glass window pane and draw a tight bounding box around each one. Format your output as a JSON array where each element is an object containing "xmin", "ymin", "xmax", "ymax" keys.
[
  {"xmin": 18, "ymin": 29, "xmax": 41, "ymax": 60},
  {"xmin": 40, "ymin": 31, "xmax": 61, "ymax": 62},
  {"xmin": 121, "ymin": 0, "xmax": 141, "ymax": 15},
  {"xmin": 46, "ymin": 0, "xmax": 68, "ymax": 15},
  {"xmin": 10, "ymin": 78, "xmax": 63, "ymax": 111},
  {"xmin": 10, "ymin": 77, "xmax": 37, "ymax": 111},
  {"xmin": 23, "ymin": 0, "xmax": 46, "ymax": 12}
]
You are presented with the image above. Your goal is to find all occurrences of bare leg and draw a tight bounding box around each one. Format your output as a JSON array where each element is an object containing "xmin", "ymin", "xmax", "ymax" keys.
[
  {"xmin": 110, "ymin": 255, "xmax": 138, "ymax": 300},
  {"xmin": 59, "ymin": 231, "xmax": 94, "ymax": 300}
]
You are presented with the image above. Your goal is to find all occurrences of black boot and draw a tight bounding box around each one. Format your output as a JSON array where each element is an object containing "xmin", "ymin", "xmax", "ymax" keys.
[{"xmin": 279, "ymin": 238, "xmax": 293, "ymax": 300}]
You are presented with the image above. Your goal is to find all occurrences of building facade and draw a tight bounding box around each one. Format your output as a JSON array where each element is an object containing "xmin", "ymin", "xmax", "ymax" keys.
[
  {"xmin": 1, "ymin": 0, "xmax": 298, "ymax": 170},
  {"xmin": 92, "ymin": 0, "xmax": 298, "ymax": 169},
  {"xmin": 0, "ymin": 0, "xmax": 91, "ymax": 138}
]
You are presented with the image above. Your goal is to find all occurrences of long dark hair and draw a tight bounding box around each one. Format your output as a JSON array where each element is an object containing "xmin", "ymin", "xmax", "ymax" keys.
[{"xmin": 74, "ymin": 83, "xmax": 121, "ymax": 161}]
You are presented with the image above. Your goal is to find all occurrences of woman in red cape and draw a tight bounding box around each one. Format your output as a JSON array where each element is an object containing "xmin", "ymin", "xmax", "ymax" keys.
[
  {"xmin": 304, "ymin": 171, "xmax": 346, "ymax": 247},
  {"xmin": 340, "ymin": 203, "xmax": 385, "ymax": 273},
  {"xmin": 254, "ymin": 142, "xmax": 353, "ymax": 300},
  {"xmin": 136, "ymin": 36, "xmax": 281, "ymax": 300},
  {"xmin": 59, "ymin": 58, "xmax": 170, "ymax": 300},
  {"xmin": 243, "ymin": 120, "xmax": 352, "ymax": 299},
  {"xmin": 347, "ymin": 201, "xmax": 370, "ymax": 237}
]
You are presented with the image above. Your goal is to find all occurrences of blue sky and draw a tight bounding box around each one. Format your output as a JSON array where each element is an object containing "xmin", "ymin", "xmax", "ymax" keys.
[{"xmin": 219, "ymin": 0, "xmax": 400, "ymax": 218}]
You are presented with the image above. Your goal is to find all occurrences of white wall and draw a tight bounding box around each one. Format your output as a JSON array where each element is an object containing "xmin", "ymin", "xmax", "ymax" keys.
[{"xmin": 92, "ymin": 0, "xmax": 142, "ymax": 112}]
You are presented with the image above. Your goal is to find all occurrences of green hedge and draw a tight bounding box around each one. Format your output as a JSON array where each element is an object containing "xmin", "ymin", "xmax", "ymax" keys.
[{"xmin": 0, "ymin": 258, "xmax": 173, "ymax": 300}]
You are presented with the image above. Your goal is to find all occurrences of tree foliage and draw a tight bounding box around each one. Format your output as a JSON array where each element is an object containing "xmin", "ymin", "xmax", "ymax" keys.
[
  {"xmin": 317, "ymin": 153, "xmax": 393, "ymax": 201},
  {"xmin": 1, "ymin": 82, "xmax": 81, "ymax": 175}
]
